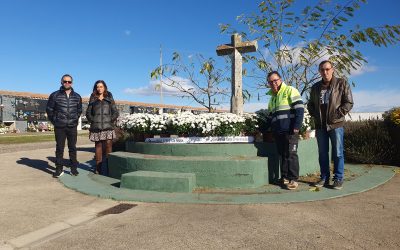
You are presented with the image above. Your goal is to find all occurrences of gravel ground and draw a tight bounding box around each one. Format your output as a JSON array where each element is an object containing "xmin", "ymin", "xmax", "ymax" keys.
[{"xmin": 0, "ymin": 135, "xmax": 92, "ymax": 154}]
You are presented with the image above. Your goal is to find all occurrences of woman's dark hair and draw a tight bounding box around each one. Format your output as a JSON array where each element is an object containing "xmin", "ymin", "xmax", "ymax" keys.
[{"xmin": 92, "ymin": 80, "xmax": 108, "ymax": 97}]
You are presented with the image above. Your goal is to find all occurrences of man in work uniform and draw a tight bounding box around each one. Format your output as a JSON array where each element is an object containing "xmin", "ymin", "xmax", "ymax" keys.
[{"xmin": 267, "ymin": 71, "xmax": 304, "ymax": 190}]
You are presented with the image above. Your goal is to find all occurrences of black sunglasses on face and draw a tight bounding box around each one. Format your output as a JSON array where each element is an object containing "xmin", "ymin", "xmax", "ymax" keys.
[{"xmin": 63, "ymin": 81, "xmax": 72, "ymax": 84}]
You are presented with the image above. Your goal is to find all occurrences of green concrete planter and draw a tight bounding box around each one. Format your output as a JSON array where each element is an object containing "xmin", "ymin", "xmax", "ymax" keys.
[
  {"xmin": 108, "ymin": 139, "xmax": 319, "ymax": 191},
  {"xmin": 109, "ymin": 152, "xmax": 268, "ymax": 188}
]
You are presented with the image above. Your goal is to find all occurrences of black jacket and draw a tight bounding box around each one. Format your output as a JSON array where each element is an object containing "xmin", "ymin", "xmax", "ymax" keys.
[
  {"xmin": 46, "ymin": 87, "xmax": 82, "ymax": 128},
  {"xmin": 86, "ymin": 92, "xmax": 119, "ymax": 132},
  {"xmin": 307, "ymin": 76, "xmax": 353, "ymax": 130}
]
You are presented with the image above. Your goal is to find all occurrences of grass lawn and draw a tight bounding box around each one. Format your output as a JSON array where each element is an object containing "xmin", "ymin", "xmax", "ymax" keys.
[{"xmin": 0, "ymin": 131, "xmax": 88, "ymax": 144}]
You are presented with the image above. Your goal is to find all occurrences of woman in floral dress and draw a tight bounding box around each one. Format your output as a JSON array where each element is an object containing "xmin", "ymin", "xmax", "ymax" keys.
[{"xmin": 86, "ymin": 80, "xmax": 119, "ymax": 174}]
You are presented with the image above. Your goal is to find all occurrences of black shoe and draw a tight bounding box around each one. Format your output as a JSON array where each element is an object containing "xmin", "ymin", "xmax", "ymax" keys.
[
  {"xmin": 53, "ymin": 167, "xmax": 64, "ymax": 178},
  {"xmin": 314, "ymin": 179, "xmax": 329, "ymax": 188},
  {"xmin": 70, "ymin": 160, "xmax": 79, "ymax": 168},
  {"xmin": 276, "ymin": 178, "xmax": 289, "ymax": 185},
  {"xmin": 333, "ymin": 180, "xmax": 343, "ymax": 190},
  {"xmin": 71, "ymin": 167, "xmax": 79, "ymax": 176}
]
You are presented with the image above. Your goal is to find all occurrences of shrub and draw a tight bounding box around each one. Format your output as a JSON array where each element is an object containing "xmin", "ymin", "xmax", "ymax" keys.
[
  {"xmin": 383, "ymin": 107, "xmax": 400, "ymax": 165},
  {"xmin": 383, "ymin": 107, "xmax": 400, "ymax": 126},
  {"xmin": 112, "ymin": 127, "xmax": 133, "ymax": 152},
  {"xmin": 255, "ymin": 109, "xmax": 270, "ymax": 133},
  {"xmin": 344, "ymin": 120, "xmax": 398, "ymax": 165}
]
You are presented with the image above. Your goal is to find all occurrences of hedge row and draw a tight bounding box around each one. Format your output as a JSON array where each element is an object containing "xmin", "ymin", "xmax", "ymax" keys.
[{"xmin": 344, "ymin": 108, "xmax": 400, "ymax": 166}]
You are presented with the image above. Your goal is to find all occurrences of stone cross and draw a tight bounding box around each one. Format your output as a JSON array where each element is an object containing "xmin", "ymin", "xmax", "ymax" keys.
[{"xmin": 216, "ymin": 33, "xmax": 258, "ymax": 115}]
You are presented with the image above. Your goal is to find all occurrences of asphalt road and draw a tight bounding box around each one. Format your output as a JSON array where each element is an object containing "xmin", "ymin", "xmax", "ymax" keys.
[{"xmin": 0, "ymin": 139, "xmax": 399, "ymax": 249}]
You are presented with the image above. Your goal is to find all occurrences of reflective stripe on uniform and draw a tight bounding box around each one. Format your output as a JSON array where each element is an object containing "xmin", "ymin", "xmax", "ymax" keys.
[
  {"xmin": 271, "ymin": 113, "xmax": 295, "ymax": 122},
  {"xmin": 293, "ymin": 103, "xmax": 304, "ymax": 109}
]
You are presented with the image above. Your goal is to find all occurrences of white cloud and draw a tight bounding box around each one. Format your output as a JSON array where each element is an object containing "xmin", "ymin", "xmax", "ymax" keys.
[
  {"xmin": 123, "ymin": 76, "xmax": 196, "ymax": 97},
  {"xmin": 352, "ymin": 90, "xmax": 400, "ymax": 112},
  {"xmin": 124, "ymin": 30, "xmax": 131, "ymax": 36},
  {"xmin": 350, "ymin": 64, "xmax": 377, "ymax": 76}
]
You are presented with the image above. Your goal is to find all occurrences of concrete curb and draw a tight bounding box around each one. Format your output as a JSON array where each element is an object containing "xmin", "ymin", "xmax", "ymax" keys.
[{"xmin": 5, "ymin": 200, "xmax": 117, "ymax": 249}]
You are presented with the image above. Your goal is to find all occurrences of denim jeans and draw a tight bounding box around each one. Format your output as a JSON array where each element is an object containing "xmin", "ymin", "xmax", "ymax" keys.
[{"xmin": 316, "ymin": 127, "xmax": 344, "ymax": 181}]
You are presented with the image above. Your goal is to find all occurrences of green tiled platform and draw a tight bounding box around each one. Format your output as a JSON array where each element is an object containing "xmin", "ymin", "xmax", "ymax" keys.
[
  {"xmin": 60, "ymin": 163, "xmax": 396, "ymax": 204},
  {"xmin": 59, "ymin": 140, "xmax": 396, "ymax": 203},
  {"xmin": 108, "ymin": 140, "xmax": 320, "ymax": 191},
  {"xmin": 109, "ymin": 152, "xmax": 269, "ymax": 188}
]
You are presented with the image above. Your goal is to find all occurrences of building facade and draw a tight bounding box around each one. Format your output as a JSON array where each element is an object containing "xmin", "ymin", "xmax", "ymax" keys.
[{"xmin": 0, "ymin": 90, "xmax": 210, "ymax": 132}]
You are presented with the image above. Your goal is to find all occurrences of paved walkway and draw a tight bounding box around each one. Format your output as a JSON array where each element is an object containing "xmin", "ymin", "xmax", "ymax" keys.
[{"xmin": 0, "ymin": 142, "xmax": 399, "ymax": 249}]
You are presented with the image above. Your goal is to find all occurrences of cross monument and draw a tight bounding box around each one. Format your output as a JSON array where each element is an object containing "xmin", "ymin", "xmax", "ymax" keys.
[{"xmin": 216, "ymin": 33, "xmax": 258, "ymax": 115}]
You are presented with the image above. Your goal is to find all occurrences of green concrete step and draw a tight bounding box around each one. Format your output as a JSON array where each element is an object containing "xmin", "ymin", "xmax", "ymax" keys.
[
  {"xmin": 120, "ymin": 171, "xmax": 196, "ymax": 193},
  {"xmin": 126, "ymin": 139, "xmax": 317, "ymax": 157},
  {"xmin": 123, "ymin": 140, "xmax": 319, "ymax": 178},
  {"xmin": 108, "ymin": 152, "xmax": 269, "ymax": 188}
]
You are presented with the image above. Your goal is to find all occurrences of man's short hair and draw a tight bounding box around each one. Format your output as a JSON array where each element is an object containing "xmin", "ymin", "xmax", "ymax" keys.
[
  {"xmin": 319, "ymin": 60, "xmax": 334, "ymax": 70},
  {"xmin": 267, "ymin": 71, "xmax": 281, "ymax": 79},
  {"xmin": 61, "ymin": 74, "xmax": 73, "ymax": 82}
]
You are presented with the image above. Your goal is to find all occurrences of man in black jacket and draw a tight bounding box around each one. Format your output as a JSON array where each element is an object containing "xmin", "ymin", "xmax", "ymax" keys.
[
  {"xmin": 307, "ymin": 61, "xmax": 353, "ymax": 190},
  {"xmin": 46, "ymin": 74, "xmax": 82, "ymax": 177}
]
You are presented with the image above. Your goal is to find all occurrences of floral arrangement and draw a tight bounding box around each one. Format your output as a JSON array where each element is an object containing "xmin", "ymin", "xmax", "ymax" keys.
[
  {"xmin": 27, "ymin": 122, "xmax": 54, "ymax": 132},
  {"xmin": 118, "ymin": 112, "xmax": 258, "ymax": 137},
  {"xmin": 0, "ymin": 123, "xmax": 6, "ymax": 134},
  {"xmin": 118, "ymin": 108, "xmax": 315, "ymax": 139},
  {"xmin": 300, "ymin": 108, "xmax": 314, "ymax": 135}
]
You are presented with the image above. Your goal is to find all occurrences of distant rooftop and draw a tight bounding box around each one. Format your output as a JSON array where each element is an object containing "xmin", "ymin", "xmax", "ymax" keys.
[{"xmin": 0, "ymin": 89, "xmax": 217, "ymax": 112}]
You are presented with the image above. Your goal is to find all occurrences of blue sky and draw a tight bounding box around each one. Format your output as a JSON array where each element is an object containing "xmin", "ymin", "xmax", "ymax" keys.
[{"xmin": 0, "ymin": 0, "xmax": 399, "ymax": 112}]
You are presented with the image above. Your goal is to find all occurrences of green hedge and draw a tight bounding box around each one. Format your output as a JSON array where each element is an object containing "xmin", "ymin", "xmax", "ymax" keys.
[{"xmin": 344, "ymin": 119, "xmax": 399, "ymax": 166}]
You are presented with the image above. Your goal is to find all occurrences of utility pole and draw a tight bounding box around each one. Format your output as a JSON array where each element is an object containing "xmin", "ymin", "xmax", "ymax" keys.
[{"xmin": 160, "ymin": 44, "xmax": 163, "ymax": 105}]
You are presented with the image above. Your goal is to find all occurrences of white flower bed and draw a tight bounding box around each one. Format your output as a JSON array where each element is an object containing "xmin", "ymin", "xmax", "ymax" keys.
[
  {"xmin": 118, "ymin": 109, "xmax": 313, "ymax": 139},
  {"xmin": 118, "ymin": 111, "xmax": 258, "ymax": 137}
]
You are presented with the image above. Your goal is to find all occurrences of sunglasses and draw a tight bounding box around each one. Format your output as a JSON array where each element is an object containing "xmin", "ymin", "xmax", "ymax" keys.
[
  {"xmin": 268, "ymin": 78, "xmax": 280, "ymax": 84},
  {"xmin": 63, "ymin": 80, "xmax": 72, "ymax": 84}
]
